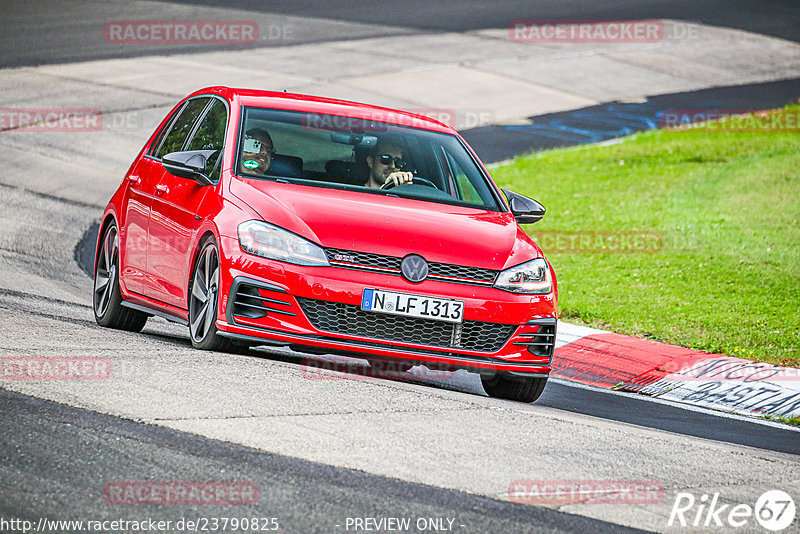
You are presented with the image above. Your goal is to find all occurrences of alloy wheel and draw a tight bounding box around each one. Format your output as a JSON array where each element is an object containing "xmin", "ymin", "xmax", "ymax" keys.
[
  {"xmin": 93, "ymin": 225, "xmax": 118, "ymax": 317},
  {"xmin": 189, "ymin": 244, "xmax": 220, "ymax": 343}
]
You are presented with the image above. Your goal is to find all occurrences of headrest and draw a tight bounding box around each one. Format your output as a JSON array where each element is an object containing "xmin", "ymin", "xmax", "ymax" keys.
[
  {"xmin": 269, "ymin": 154, "xmax": 303, "ymax": 178},
  {"xmin": 325, "ymin": 159, "xmax": 368, "ymax": 185}
]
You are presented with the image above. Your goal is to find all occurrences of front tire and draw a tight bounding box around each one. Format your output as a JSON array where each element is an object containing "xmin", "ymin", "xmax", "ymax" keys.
[
  {"xmin": 481, "ymin": 373, "xmax": 547, "ymax": 403},
  {"xmin": 93, "ymin": 222, "xmax": 148, "ymax": 332},
  {"xmin": 188, "ymin": 238, "xmax": 230, "ymax": 351}
]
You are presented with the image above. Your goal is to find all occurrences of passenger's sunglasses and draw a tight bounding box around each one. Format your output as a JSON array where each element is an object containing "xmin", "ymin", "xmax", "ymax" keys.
[{"xmin": 377, "ymin": 154, "xmax": 406, "ymax": 168}]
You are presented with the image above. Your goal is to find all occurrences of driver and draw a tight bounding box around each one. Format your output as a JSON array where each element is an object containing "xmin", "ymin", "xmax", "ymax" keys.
[
  {"xmin": 365, "ymin": 141, "xmax": 414, "ymax": 189},
  {"xmin": 240, "ymin": 128, "xmax": 275, "ymax": 175}
]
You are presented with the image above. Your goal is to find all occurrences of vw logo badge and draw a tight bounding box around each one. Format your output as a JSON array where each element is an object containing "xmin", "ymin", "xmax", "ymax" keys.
[{"xmin": 401, "ymin": 254, "xmax": 429, "ymax": 283}]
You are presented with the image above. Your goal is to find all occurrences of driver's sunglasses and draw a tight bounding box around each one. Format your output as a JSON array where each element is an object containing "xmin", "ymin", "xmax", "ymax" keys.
[{"xmin": 378, "ymin": 154, "xmax": 406, "ymax": 168}]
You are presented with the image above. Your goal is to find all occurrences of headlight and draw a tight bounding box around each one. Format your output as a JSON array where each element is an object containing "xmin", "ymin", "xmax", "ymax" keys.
[
  {"xmin": 238, "ymin": 220, "xmax": 329, "ymax": 266},
  {"xmin": 493, "ymin": 258, "xmax": 552, "ymax": 294}
]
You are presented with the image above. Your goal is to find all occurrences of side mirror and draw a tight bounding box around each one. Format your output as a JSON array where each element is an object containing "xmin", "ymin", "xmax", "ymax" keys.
[
  {"xmin": 502, "ymin": 189, "xmax": 546, "ymax": 224},
  {"xmin": 162, "ymin": 150, "xmax": 216, "ymax": 186}
]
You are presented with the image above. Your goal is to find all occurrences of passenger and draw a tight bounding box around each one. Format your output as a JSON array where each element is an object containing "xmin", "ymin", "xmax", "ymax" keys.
[
  {"xmin": 240, "ymin": 128, "xmax": 275, "ymax": 175},
  {"xmin": 365, "ymin": 141, "xmax": 414, "ymax": 189}
]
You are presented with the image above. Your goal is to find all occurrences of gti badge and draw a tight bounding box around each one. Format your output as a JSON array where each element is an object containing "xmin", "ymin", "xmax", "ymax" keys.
[
  {"xmin": 333, "ymin": 253, "xmax": 356, "ymax": 263},
  {"xmin": 401, "ymin": 254, "xmax": 429, "ymax": 283}
]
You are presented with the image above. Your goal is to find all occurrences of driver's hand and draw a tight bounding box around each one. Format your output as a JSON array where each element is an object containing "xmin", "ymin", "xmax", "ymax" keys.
[{"xmin": 382, "ymin": 171, "xmax": 414, "ymax": 188}]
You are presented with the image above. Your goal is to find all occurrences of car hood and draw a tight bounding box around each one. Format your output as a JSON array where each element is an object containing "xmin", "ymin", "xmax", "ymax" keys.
[{"xmin": 229, "ymin": 178, "xmax": 541, "ymax": 270}]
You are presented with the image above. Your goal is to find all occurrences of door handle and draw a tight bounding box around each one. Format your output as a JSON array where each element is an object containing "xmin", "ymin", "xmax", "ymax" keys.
[
  {"xmin": 127, "ymin": 174, "xmax": 141, "ymax": 185},
  {"xmin": 155, "ymin": 183, "xmax": 169, "ymax": 196}
]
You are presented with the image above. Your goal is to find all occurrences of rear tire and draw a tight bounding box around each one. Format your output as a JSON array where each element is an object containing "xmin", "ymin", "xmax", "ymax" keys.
[
  {"xmin": 188, "ymin": 238, "xmax": 231, "ymax": 351},
  {"xmin": 481, "ymin": 373, "xmax": 547, "ymax": 403},
  {"xmin": 93, "ymin": 223, "xmax": 148, "ymax": 332}
]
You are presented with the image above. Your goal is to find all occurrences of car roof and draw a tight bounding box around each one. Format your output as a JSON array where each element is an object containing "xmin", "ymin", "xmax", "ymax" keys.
[{"xmin": 187, "ymin": 86, "xmax": 457, "ymax": 135}]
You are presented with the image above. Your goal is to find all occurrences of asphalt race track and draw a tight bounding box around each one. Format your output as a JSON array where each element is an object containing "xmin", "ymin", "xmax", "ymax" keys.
[
  {"xmin": 2, "ymin": 2, "xmax": 799, "ymax": 533},
  {"xmin": 463, "ymin": 78, "xmax": 800, "ymax": 163},
  {"xmin": 3, "ymin": 0, "xmax": 799, "ymax": 67},
  {"xmin": 1, "ymin": 388, "xmax": 641, "ymax": 534}
]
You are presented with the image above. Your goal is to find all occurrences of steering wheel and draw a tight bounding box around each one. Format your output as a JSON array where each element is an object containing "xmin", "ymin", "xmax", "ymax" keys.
[{"xmin": 380, "ymin": 177, "xmax": 438, "ymax": 190}]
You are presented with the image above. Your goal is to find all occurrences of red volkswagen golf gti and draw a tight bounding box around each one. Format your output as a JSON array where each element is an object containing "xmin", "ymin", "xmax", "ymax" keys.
[{"xmin": 94, "ymin": 87, "xmax": 558, "ymax": 402}]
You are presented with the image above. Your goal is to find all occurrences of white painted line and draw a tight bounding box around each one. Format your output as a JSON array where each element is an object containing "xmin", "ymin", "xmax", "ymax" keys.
[{"xmin": 556, "ymin": 320, "xmax": 606, "ymax": 347}]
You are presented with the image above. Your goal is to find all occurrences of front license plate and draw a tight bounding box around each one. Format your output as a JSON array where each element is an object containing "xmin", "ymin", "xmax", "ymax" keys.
[{"xmin": 361, "ymin": 289, "xmax": 464, "ymax": 323}]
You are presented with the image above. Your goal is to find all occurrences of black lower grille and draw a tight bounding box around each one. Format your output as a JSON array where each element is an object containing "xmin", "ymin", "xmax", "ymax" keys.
[
  {"xmin": 232, "ymin": 284, "xmax": 269, "ymax": 319},
  {"xmin": 296, "ymin": 297, "xmax": 515, "ymax": 352},
  {"xmin": 230, "ymin": 280, "xmax": 295, "ymax": 319},
  {"xmin": 514, "ymin": 319, "xmax": 557, "ymax": 360}
]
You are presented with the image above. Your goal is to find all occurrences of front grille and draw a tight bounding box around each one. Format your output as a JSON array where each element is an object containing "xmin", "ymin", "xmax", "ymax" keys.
[
  {"xmin": 325, "ymin": 248, "xmax": 498, "ymax": 285},
  {"xmin": 297, "ymin": 297, "xmax": 515, "ymax": 352},
  {"xmin": 428, "ymin": 261, "xmax": 496, "ymax": 283},
  {"xmin": 327, "ymin": 249, "xmax": 400, "ymax": 271}
]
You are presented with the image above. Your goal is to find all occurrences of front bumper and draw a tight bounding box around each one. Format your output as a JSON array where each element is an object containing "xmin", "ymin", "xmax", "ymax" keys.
[{"xmin": 215, "ymin": 236, "xmax": 557, "ymax": 375}]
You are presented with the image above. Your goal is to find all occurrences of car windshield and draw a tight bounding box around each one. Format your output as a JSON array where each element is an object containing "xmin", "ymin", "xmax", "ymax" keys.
[{"xmin": 236, "ymin": 107, "xmax": 501, "ymax": 210}]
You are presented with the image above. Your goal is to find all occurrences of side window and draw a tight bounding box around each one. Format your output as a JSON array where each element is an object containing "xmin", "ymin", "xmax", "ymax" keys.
[
  {"xmin": 156, "ymin": 97, "xmax": 210, "ymax": 159},
  {"xmin": 185, "ymin": 99, "xmax": 227, "ymax": 180},
  {"xmin": 148, "ymin": 103, "xmax": 184, "ymax": 156},
  {"xmin": 445, "ymin": 150, "xmax": 482, "ymax": 204}
]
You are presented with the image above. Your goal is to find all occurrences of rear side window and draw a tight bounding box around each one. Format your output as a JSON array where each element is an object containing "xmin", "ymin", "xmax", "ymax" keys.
[
  {"xmin": 156, "ymin": 97, "xmax": 210, "ymax": 159},
  {"xmin": 149, "ymin": 103, "xmax": 184, "ymax": 157},
  {"xmin": 185, "ymin": 99, "xmax": 227, "ymax": 179}
]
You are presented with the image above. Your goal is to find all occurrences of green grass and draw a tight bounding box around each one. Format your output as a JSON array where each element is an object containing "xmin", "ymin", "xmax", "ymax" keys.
[
  {"xmin": 763, "ymin": 413, "xmax": 800, "ymax": 427},
  {"xmin": 491, "ymin": 106, "xmax": 800, "ymax": 367}
]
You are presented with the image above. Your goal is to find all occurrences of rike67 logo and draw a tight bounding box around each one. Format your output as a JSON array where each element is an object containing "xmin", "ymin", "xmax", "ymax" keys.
[{"xmin": 669, "ymin": 490, "xmax": 796, "ymax": 531}]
